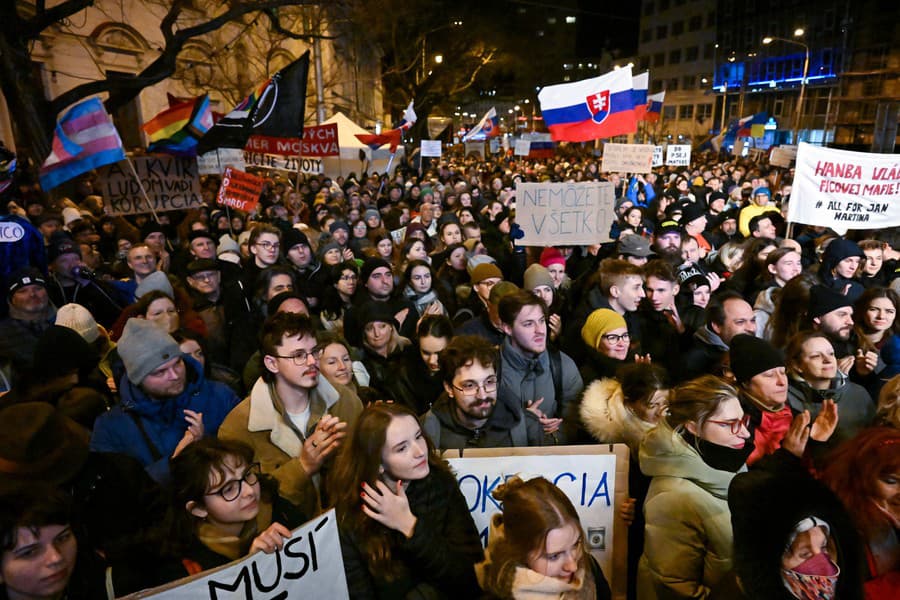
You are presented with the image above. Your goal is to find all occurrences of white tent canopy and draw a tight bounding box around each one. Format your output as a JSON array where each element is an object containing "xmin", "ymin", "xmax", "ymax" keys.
[{"xmin": 321, "ymin": 112, "xmax": 404, "ymax": 179}]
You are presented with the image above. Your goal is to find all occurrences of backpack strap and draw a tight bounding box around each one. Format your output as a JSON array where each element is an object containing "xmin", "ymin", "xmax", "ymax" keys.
[
  {"xmin": 126, "ymin": 411, "xmax": 164, "ymax": 462},
  {"xmin": 548, "ymin": 349, "xmax": 564, "ymax": 411}
]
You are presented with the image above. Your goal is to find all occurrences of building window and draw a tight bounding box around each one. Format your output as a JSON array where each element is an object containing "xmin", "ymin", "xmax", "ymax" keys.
[
  {"xmin": 696, "ymin": 103, "xmax": 713, "ymax": 120},
  {"xmin": 641, "ymin": 28, "xmax": 652, "ymax": 43},
  {"xmin": 657, "ymin": 25, "xmax": 667, "ymax": 39},
  {"xmin": 664, "ymin": 106, "xmax": 677, "ymax": 120},
  {"xmin": 653, "ymin": 52, "xmax": 665, "ymax": 67},
  {"xmin": 669, "ymin": 49, "xmax": 682, "ymax": 64},
  {"xmin": 679, "ymin": 105, "xmax": 694, "ymax": 119},
  {"xmin": 668, "ymin": 78, "xmax": 679, "ymax": 91},
  {"xmin": 686, "ymin": 46, "xmax": 699, "ymax": 61},
  {"xmin": 639, "ymin": 56, "xmax": 650, "ymax": 70},
  {"xmin": 672, "ymin": 21, "xmax": 684, "ymax": 36},
  {"xmin": 688, "ymin": 15, "xmax": 702, "ymax": 31},
  {"xmin": 704, "ymin": 42, "xmax": 715, "ymax": 59},
  {"xmin": 682, "ymin": 75, "xmax": 696, "ymax": 88},
  {"xmin": 565, "ymin": 16, "xmax": 577, "ymax": 24}
]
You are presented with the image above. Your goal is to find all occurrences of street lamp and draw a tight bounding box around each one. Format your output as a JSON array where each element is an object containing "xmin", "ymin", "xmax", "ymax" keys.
[{"xmin": 762, "ymin": 30, "xmax": 809, "ymax": 143}]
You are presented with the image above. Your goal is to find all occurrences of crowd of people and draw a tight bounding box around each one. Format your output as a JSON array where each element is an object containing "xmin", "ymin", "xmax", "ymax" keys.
[{"xmin": 0, "ymin": 142, "xmax": 898, "ymax": 599}]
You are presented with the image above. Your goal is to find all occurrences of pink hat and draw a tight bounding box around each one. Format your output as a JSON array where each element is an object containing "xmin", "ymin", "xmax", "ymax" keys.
[{"xmin": 539, "ymin": 247, "xmax": 566, "ymax": 269}]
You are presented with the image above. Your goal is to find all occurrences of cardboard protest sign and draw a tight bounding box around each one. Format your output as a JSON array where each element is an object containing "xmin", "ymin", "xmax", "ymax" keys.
[
  {"xmin": 119, "ymin": 510, "xmax": 348, "ymax": 599},
  {"xmin": 217, "ymin": 167, "xmax": 265, "ymax": 212},
  {"xmin": 465, "ymin": 141, "xmax": 485, "ymax": 158},
  {"xmin": 602, "ymin": 143, "xmax": 655, "ymax": 173},
  {"xmin": 99, "ymin": 156, "xmax": 202, "ymax": 216},
  {"xmin": 652, "ymin": 145, "xmax": 664, "ymax": 167},
  {"xmin": 445, "ymin": 445, "xmax": 629, "ymax": 599},
  {"xmin": 514, "ymin": 139, "xmax": 531, "ymax": 156},
  {"xmin": 242, "ymin": 152, "xmax": 324, "ymax": 174},
  {"xmin": 197, "ymin": 148, "xmax": 246, "ymax": 175},
  {"xmin": 515, "ymin": 181, "xmax": 615, "ymax": 246},
  {"xmin": 246, "ymin": 124, "xmax": 340, "ymax": 157},
  {"xmin": 748, "ymin": 148, "xmax": 766, "ymax": 163},
  {"xmin": 788, "ymin": 142, "xmax": 900, "ymax": 235},
  {"xmin": 420, "ymin": 140, "xmax": 442, "ymax": 157},
  {"xmin": 769, "ymin": 145, "xmax": 797, "ymax": 168},
  {"xmin": 665, "ymin": 144, "xmax": 691, "ymax": 166}
]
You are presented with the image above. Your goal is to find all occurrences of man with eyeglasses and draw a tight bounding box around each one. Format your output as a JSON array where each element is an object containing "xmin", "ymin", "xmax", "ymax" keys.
[
  {"xmin": 422, "ymin": 335, "xmax": 536, "ymax": 449},
  {"xmin": 497, "ymin": 290, "xmax": 583, "ymax": 445},
  {"xmin": 183, "ymin": 259, "xmax": 229, "ymax": 367},
  {"xmin": 219, "ymin": 312, "xmax": 363, "ymax": 513},
  {"xmin": 241, "ymin": 224, "xmax": 283, "ymax": 292},
  {"xmin": 90, "ymin": 318, "xmax": 239, "ymax": 482}
]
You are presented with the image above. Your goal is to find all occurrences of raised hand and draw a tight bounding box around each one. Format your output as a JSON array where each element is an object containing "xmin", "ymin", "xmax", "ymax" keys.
[
  {"xmin": 250, "ymin": 522, "xmax": 292, "ymax": 554},
  {"xmin": 299, "ymin": 415, "xmax": 348, "ymax": 475}
]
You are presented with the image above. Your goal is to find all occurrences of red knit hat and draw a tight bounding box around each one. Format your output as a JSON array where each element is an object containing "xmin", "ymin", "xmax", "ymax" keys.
[{"xmin": 539, "ymin": 247, "xmax": 566, "ymax": 269}]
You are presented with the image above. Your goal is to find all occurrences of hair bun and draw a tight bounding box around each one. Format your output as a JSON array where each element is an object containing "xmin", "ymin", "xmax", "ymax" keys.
[{"xmin": 492, "ymin": 475, "xmax": 527, "ymax": 502}]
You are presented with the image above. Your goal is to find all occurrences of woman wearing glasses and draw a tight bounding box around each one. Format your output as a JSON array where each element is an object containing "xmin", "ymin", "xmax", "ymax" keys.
[
  {"xmin": 158, "ymin": 437, "xmax": 306, "ymax": 580},
  {"xmin": 327, "ymin": 403, "xmax": 483, "ymax": 599},
  {"xmin": 638, "ymin": 375, "xmax": 752, "ymax": 599},
  {"xmin": 579, "ymin": 308, "xmax": 631, "ymax": 384}
]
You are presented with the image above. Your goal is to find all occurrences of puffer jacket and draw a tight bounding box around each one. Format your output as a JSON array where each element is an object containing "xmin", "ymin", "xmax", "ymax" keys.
[
  {"xmin": 637, "ymin": 422, "xmax": 743, "ymax": 599},
  {"xmin": 580, "ymin": 378, "xmax": 654, "ymax": 456}
]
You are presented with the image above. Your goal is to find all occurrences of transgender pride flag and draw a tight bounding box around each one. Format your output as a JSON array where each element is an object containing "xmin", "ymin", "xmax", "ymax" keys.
[
  {"xmin": 538, "ymin": 67, "xmax": 637, "ymax": 142},
  {"xmin": 40, "ymin": 97, "xmax": 126, "ymax": 190}
]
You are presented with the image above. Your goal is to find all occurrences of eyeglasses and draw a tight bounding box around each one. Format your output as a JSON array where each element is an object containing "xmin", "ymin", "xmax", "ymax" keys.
[
  {"xmin": 339, "ymin": 274, "xmax": 358, "ymax": 281},
  {"xmin": 189, "ymin": 271, "xmax": 218, "ymax": 281},
  {"xmin": 601, "ymin": 332, "xmax": 630, "ymax": 344},
  {"xmin": 452, "ymin": 376, "xmax": 498, "ymax": 396},
  {"xmin": 256, "ymin": 241, "xmax": 280, "ymax": 250},
  {"xmin": 707, "ymin": 413, "xmax": 751, "ymax": 434},
  {"xmin": 206, "ymin": 463, "xmax": 261, "ymax": 502},
  {"xmin": 271, "ymin": 348, "xmax": 321, "ymax": 365}
]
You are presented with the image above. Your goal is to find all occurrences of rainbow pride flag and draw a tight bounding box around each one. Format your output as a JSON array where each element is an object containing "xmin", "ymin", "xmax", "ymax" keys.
[{"xmin": 143, "ymin": 94, "xmax": 213, "ymax": 156}]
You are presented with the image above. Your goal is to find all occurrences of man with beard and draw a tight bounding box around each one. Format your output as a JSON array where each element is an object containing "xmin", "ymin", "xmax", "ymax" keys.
[
  {"xmin": 423, "ymin": 335, "xmax": 536, "ymax": 449},
  {"xmin": 90, "ymin": 318, "xmax": 239, "ymax": 482},
  {"xmin": 806, "ymin": 285, "xmax": 862, "ymax": 372},
  {"xmin": 653, "ymin": 220, "xmax": 685, "ymax": 266},
  {"xmin": 498, "ymin": 290, "xmax": 583, "ymax": 444},
  {"xmin": 0, "ymin": 268, "xmax": 56, "ymax": 384},
  {"xmin": 219, "ymin": 312, "xmax": 362, "ymax": 513}
]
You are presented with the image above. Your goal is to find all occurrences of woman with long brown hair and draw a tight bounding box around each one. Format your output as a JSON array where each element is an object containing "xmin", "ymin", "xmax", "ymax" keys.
[{"xmin": 326, "ymin": 403, "xmax": 483, "ymax": 598}]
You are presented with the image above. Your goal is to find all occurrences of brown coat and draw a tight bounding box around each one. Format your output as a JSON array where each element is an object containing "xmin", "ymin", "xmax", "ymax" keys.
[{"xmin": 218, "ymin": 376, "xmax": 363, "ymax": 515}]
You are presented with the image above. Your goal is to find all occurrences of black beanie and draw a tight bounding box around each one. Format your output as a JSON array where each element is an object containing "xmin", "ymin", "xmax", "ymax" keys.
[
  {"xmin": 729, "ymin": 334, "xmax": 784, "ymax": 383},
  {"xmin": 807, "ymin": 285, "xmax": 852, "ymax": 320},
  {"xmin": 360, "ymin": 257, "xmax": 392, "ymax": 284}
]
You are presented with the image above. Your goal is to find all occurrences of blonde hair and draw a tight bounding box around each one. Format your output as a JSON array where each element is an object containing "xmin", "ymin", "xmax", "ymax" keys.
[{"xmin": 877, "ymin": 374, "xmax": 900, "ymax": 428}]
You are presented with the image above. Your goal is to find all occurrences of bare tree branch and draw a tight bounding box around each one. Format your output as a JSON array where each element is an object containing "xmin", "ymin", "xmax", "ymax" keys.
[
  {"xmin": 262, "ymin": 8, "xmax": 334, "ymax": 41},
  {"xmin": 22, "ymin": 0, "xmax": 95, "ymax": 39}
]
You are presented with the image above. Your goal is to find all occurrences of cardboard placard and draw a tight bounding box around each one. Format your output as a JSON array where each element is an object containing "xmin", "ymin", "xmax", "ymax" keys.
[
  {"xmin": 601, "ymin": 143, "xmax": 655, "ymax": 173},
  {"xmin": 651, "ymin": 145, "xmax": 664, "ymax": 167},
  {"xmin": 445, "ymin": 445, "xmax": 630, "ymax": 600},
  {"xmin": 197, "ymin": 148, "xmax": 246, "ymax": 176},
  {"xmin": 769, "ymin": 145, "xmax": 798, "ymax": 168},
  {"xmin": 98, "ymin": 156, "xmax": 202, "ymax": 216},
  {"xmin": 242, "ymin": 152, "xmax": 324, "ymax": 174},
  {"xmin": 246, "ymin": 124, "xmax": 340, "ymax": 157},
  {"xmin": 217, "ymin": 167, "xmax": 265, "ymax": 212},
  {"xmin": 421, "ymin": 140, "xmax": 442, "ymax": 157},
  {"xmin": 465, "ymin": 141, "xmax": 485, "ymax": 158},
  {"xmin": 514, "ymin": 139, "xmax": 531, "ymax": 156},
  {"xmin": 119, "ymin": 510, "xmax": 348, "ymax": 599},
  {"xmin": 665, "ymin": 144, "xmax": 691, "ymax": 166},
  {"xmin": 787, "ymin": 142, "xmax": 900, "ymax": 235},
  {"xmin": 515, "ymin": 181, "xmax": 615, "ymax": 246}
]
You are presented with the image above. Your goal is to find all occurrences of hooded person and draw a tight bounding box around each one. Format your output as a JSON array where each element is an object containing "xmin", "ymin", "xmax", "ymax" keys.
[{"xmin": 819, "ymin": 238, "xmax": 866, "ymax": 302}]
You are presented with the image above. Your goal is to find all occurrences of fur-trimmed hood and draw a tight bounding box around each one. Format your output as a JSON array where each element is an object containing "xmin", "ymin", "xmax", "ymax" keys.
[{"xmin": 580, "ymin": 378, "xmax": 654, "ymax": 454}]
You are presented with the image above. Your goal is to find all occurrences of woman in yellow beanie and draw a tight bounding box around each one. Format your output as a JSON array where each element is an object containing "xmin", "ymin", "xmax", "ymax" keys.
[{"xmin": 579, "ymin": 308, "xmax": 629, "ymax": 384}]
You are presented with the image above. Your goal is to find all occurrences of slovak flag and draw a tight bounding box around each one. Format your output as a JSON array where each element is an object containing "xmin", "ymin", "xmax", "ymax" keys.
[
  {"xmin": 644, "ymin": 92, "xmax": 665, "ymax": 122},
  {"xmin": 538, "ymin": 67, "xmax": 637, "ymax": 142},
  {"xmin": 356, "ymin": 100, "xmax": 417, "ymax": 152},
  {"xmin": 463, "ymin": 107, "xmax": 500, "ymax": 141},
  {"xmin": 632, "ymin": 72, "xmax": 649, "ymax": 120}
]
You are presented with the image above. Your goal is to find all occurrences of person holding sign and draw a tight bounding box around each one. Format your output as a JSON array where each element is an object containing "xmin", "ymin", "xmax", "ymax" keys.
[
  {"xmin": 327, "ymin": 403, "xmax": 484, "ymax": 599},
  {"xmin": 476, "ymin": 476, "xmax": 612, "ymax": 600}
]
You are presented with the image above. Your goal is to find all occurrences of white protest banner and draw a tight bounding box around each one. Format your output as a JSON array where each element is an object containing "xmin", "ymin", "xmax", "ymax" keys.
[
  {"xmin": 120, "ymin": 510, "xmax": 348, "ymax": 599},
  {"xmin": 769, "ymin": 145, "xmax": 797, "ymax": 168},
  {"xmin": 788, "ymin": 142, "xmax": 900, "ymax": 235},
  {"xmin": 446, "ymin": 445, "xmax": 629, "ymax": 599},
  {"xmin": 602, "ymin": 143, "xmax": 655, "ymax": 173},
  {"xmin": 421, "ymin": 140, "xmax": 442, "ymax": 157},
  {"xmin": 651, "ymin": 145, "xmax": 664, "ymax": 167},
  {"xmin": 465, "ymin": 141, "xmax": 485, "ymax": 158},
  {"xmin": 665, "ymin": 144, "xmax": 691, "ymax": 166},
  {"xmin": 514, "ymin": 139, "xmax": 531, "ymax": 156},
  {"xmin": 197, "ymin": 148, "xmax": 246, "ymax": 175},
  {"xmin": 515, "ymin": 181, "xmax": 615, "ymax": 246},
  {"xmin": 99, "ymin": 156, "xmax": 201, "ymax": 216},
  {"xmin": 242, "ymin": 152, "xmax": 324, "ymax": 174}
]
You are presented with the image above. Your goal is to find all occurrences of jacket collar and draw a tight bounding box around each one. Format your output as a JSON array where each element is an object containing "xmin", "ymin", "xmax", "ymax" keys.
[{"xmin": 247, "ymin": 378, "xmax": 326, "ymax": 457}]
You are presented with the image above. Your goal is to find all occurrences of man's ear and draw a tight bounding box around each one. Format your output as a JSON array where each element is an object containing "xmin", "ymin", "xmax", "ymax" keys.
[
  {"xmin": 767, "ymin": 263, "xmax": 778, "ymax": 276},
  {"xmin": 608, "ymin": 284, "xmax": 621, "ymax": 300},
  {"xmin": 710, "ymin": 321, "xmax": 722, "ymax": 336},
  {"xmin": 263, "ymin": 354, "xmax": 279, "ymax": 376},
  {"xmin": 500, "ymin": 321, "xmax": 513, "ymax": 336},
  {"xmin": 186, "ymin": 500, "xmax": 207, "ymax": 520},
  {"xmin": 672, "ymin": 283, "xmax": 680, "ymax": 297},
  {"xmin": 685, "ymin": 421, "xmax": 698, "ymax": 436},
  {"xmin": 444, "ymin": 381, "xmax": 454, "ymax": 398}
]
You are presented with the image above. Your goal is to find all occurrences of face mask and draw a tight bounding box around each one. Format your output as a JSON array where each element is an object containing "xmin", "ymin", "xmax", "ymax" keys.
[
  {"xmin": 681, "ymin": 431, "xmax": 754, "ymax": 472},
  {"xmin": 781, "ymin": 553, "xmax": 840, "ymax": 600}
]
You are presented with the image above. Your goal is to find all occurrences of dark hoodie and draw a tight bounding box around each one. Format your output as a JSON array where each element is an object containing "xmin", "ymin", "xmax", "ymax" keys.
[
  {"xmin": 421, "ymin": 391, "xmax": 535, "ymax": 450},
  {"xmin": 819, "ymin": 238, "xmax": 866, "ymax": 303}
]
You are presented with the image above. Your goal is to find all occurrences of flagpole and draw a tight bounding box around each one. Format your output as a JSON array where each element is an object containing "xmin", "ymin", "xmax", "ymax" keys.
[
  {"xmin": 376, "ymin": 150, "xmax": 397, "ymax": 199},
  {"xmin": 123, "ymin": 157, "xmax": 163, "ymax": 224}
]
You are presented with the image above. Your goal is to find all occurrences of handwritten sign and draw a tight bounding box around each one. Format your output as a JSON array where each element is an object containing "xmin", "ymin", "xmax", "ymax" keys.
[
  {"xmin": 242, "ymin": 152, "xmax": 323, "ymax": 174},
  {"xmin": 99, "ymin": 156, "xmax": 202, "ymax": 216},
  {"xmin": 421, "ymin": 140, "xmax": 442, "ymax": 157},
  {"xmin": 665, "ymin": 144, "xmax": 691, "ymax": 166},
  {"xmin": 602, "ymin": 143, "xmax": 655, "ymax": 173},
  {"xmin": 769, "ymin": 145, "xmax": 797, "ymax": 168},
  {"xmin": 120, "ymin": 510, "xmax": 348, "ymax": 599},
  {"xmin": 515, "ymin": 181, "xmax": 615, "ymax": 246},
  {"xmin": 788, "ymin": 142, "xmax": 900, "ymax": 235},
  {"xmin": 217, "ymin": 168, "xmax": 265, "ymax": 212},
  {"xmin": 246, "ymin": 124, "xmax": 340, "ymax": 157},
  {"xmin": 514, "ymin": 139, "xmax": 531, "ymax": 156},
  {"xmin": 197, "ymin": 149, "xmax": 246, "ymax": 176},
  {"xmin": 445, "ymin": 445, "xmax": 629, "ymax": 599},
  {"xmin": 652, "ymin": 145, "xmax": 664, "ymax": 167}
]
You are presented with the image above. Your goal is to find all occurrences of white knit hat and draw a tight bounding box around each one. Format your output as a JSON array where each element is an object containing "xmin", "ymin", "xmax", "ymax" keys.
[
  {"xmin": 55, "ymin": 303, "xmax": 100, "ymax": 343},
  {"xmin": 62, "ymin": 207, "xmax": 82, "ymax": 227}
]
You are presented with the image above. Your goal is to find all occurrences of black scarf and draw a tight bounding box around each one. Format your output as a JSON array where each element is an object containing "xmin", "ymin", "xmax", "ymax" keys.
[{"xmin": 681, "ymin": 431, "xmax": 754, "ymax": 473}]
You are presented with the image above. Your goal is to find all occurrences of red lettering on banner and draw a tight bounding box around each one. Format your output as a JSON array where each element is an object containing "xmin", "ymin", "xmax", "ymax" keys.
[{"xmin": 814, "ymin": 161, "xmax": 862, "ymax": 179}]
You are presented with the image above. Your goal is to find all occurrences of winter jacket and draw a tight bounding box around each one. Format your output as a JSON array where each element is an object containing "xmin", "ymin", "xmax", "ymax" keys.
[
  {"xmin": 752, "ymin": 286, "xmax": 777, "ymax": 340},
  {"xmin": 787, "ymin": 372, "xmax": 875, "ymax": 463},
  {"xmin": 680, "ymin": 326, "xmax": 729, "ymax": 382},
  {"xmin": 360, "ymin": 345, "xmax": 420, "ymax": 409},
  {"xmin": 422, "ymin": 390, "xmax": 537, "ymax": 450},
  {"xmin": 90, "ymin": 356, "xmax": 239, "ymax": 482},
  {"xmin": 638, "ymin": 422, "xmax": 742, "ymax": 599},
  {"xmin": 217, "ymin": 377, "xmax": 363, "ymax": 514},
  {"xmin": 580, "ymin": 378, "xmax": 654, "ymax": 456},
  {"xmin": 498, "ymin": 337, "xmax": 584, "ymax": 445},
  {"xmin": 338, "ymin": 466, "xmax": 484, "ymax": 599}
]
